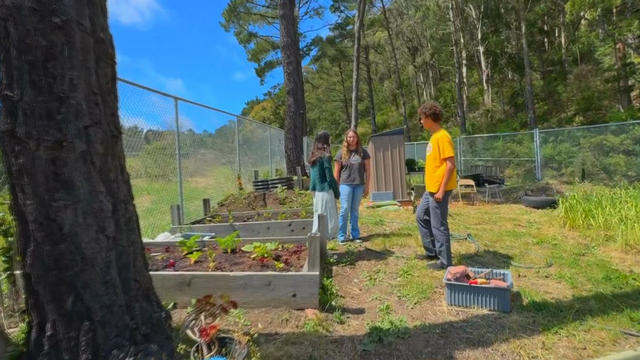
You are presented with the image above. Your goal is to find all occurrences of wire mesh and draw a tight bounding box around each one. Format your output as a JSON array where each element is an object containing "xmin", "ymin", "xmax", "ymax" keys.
[
  {"xmin": 458, "ymin": 131, "xmax": 536, "ymax": 185},
  {"xmin": 118, "ymin": 81, "xmax": 179, "ymax": 238},
  {"xmin": 177, "ymin": 102, "xmax": 238, "ymax": 224},
  {"xmin": 539, "ymin": 121, "xmax": 640, "ymax": 184}
]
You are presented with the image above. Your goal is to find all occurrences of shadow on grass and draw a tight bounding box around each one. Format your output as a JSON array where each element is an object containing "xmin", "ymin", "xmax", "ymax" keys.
[
  {"xmin": 457, "ymin": 249, "xmax": 514, "ymax": 269},
  {"xmin": 254, "ymin": 288, "xmax": 640, "ymax": 360}
]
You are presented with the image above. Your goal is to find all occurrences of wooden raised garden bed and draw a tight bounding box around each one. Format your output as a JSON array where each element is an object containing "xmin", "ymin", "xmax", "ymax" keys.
[
  {"xmin": 171, "ymin": 206, "xmax": 314, "ymax": 238},
  {"xmin": 147, "ymin": 216, "xmax": 328, "ymax": 309}
]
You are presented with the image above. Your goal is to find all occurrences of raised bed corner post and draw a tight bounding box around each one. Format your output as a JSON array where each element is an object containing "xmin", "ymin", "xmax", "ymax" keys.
[
  {"xmin": 296, "ymin": 166, "xmax": 303, "ymax": 189},
  {"xmin": 313, "ymin": 214, "xmax": 328, "ymax": 272},
  {"xmin": 202, "ymin": 198, "xmax": 211, "ymax": 217},
  {"xmin": 534, "ymin": 128, "xmax": 542, "ymax": 181},
  {"xmin": 171, "ymin": 204, "xmax": 183, "ymax": 226},
  {"xmin": 174, "ymin": 98, "xmax": 185, "ymax": 224}
]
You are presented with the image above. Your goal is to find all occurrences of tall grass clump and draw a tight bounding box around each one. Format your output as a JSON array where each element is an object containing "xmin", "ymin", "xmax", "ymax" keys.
[{"xmin": 559, "ymin": 184, "xmax": 640, "ymax": 248}]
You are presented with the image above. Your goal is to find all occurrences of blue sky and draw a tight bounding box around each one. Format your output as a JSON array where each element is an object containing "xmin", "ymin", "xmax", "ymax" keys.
[
  {"xmin": 108, "ymin": 0, "xmax": 333, "ymax": 133},
  {"xmin": 108, "ymin": 0, "xmax": 281, "ymax": 115}
]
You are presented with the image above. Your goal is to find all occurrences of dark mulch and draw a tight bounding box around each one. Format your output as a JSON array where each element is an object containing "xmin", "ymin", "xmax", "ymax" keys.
[
  {"xmin": 215, "ymin": 190, "xmax": 312, "ymax": 213},
  {"xmin": 145, "ymin": 243, "xmax": 308, "ymax": 272}
]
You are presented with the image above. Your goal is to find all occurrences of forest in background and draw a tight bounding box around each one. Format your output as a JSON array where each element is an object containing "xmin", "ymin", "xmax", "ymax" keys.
[{"xmin": 226, "ymin": 0, "xmax": 639, "ymax": 143}]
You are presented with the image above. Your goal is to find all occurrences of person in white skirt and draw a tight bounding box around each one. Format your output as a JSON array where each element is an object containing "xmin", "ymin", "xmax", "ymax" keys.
[{"xmin": 308, "ymin": 131, "xmax": 339, "ymax": 239}]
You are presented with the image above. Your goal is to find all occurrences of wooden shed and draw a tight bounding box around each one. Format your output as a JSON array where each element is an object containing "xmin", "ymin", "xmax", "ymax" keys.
[{"xmin": 367, "ymin": 128, "xmax": 408, "ymax": 201}]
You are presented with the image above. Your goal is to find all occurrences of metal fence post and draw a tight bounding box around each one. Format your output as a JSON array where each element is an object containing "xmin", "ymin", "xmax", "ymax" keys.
[
  {"xmin": 174, "ymin": 98, "xmax": 185, "ymax": 224},
  {"xmin": 235, "ymin": 117, "xmax": 241, "ymax": 175},
  {"xmin": 268, "ymin": 127, "xmax": 273, "ymax": 178},
  {"xmin": 457, "ymin": 136, "xmax": 464, "ymax": 175},
  {"xmin": 534, "ymin": 128, "xmax": 542, "ymax": 181}
]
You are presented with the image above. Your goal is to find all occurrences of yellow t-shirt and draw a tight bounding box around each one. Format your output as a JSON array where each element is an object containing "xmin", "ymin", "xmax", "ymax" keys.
[{"xmin": 424, "ymin": 129, "xmax": 457, "ymax": 193}]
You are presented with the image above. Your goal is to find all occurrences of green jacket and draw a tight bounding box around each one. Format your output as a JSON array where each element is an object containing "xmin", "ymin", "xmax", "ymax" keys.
[{"xmin": 309, "ymin": 155, "xmax": 340, "ymax": 199}]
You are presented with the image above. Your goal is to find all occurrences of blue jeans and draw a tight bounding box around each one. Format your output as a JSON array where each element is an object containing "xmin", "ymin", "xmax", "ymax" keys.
[
  {"xmin": 338, "ymin": 184, "xmax": 364, "ymax": 241},
  {"xmin": 415, "ymin": 191, "xmax": 452, "ymax": 266}
]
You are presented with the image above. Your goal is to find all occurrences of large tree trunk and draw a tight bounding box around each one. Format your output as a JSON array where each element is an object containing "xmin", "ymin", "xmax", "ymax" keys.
[
  {"xmin": 518, "ymin": 1, "xmax": 537, "ymax": 129},
  {"xmin": 380, "ymin": 0, "xmax": 410, "ymax": 141},
  {"xmin": 350, "ymin": 0, "xmax": 367, "ymax": 129},
  {"xmin": 614, "ymin": 40, "xmax": 633, "ymax": 111},
  {"xmin": 279, "ymin": 0, "xmax": 308, "ymax": 176},
  {"xmin": 559, "ymin": 0, "xmax": 568, "ymax": 73},
  {"xmin": 449, "ymin": 0, "xmax": 467, "ymax": 133},
  {"xmin": 337, "ymin": 61, "xmax": 352, "ymax": 126},
  {"xmin": 468, "ymin": 2, "xmax": 491, "ymax": 106},
  {"xmin": 364, "ymin": 41, "xmax": 377, "ymax": 133},
  {"xmin": 0, "ymin": 1, "xmax": 175, "ymax": 359}
]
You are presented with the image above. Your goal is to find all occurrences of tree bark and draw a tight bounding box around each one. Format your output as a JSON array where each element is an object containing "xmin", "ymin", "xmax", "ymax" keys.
[
  {"xmin": 449, "ymin": 0, "xmax": 467, "ymax": 133},
  {"xmin": 518, "ymin": 1, "xmax": 537, "ymax": 129},
  {"xmin": 614, "ymin": 40, "xmax": 633, "ymax": 110},
  {"xmin": 468, "ymin": 2, "xmax": 491, "ymax": 106},
  {"xmin": 0, "ymin": 1, "xmax": 175, "ymax": 359},
  {"xmin": 337, "ymin": 61, "xmax": 352, "ymax": 126},
  {"xmin": 559, "ymin": 1, "xmax": 568, "ymax": 73},
  {"xmin": 380, "ymin": 0, "xmax": 410, "ymax": 141},
  {"xmin": 279, "ymin": 0, "xmax": 308, "ymax": 176},
  {"xmin": 350, "ymin": 0, "xmax": 367, "ymax": 129},
  {"xmin": 363, "ymin": 41, "xmax": 377, "ymax": 133}
]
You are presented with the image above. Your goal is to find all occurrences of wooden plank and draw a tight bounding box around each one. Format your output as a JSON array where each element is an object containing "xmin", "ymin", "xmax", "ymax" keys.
[
  {"xmin": 144, "ymin": 236, "xmax": 307, "ymax": 248},
  {"xmin": 170, "ymin": 204, "xmax": 182, "ymax": 226},
  {"xmin": 171, "ymin": 219, "xmax": 313, "ymax": 238},
  {"xmin": 202, "ymin": 198, "xmax": 211, "ymax": 216},
  {"xmin": 149, "ymin": 272, "xmax": 320, "ymax": 309}
]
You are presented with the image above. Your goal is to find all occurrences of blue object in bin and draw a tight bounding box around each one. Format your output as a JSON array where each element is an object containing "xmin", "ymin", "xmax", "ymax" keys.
[
  {"xmin": 443, "ymin": 267, "xmax": 514, "ymax": 313},
  {"xmin": 205, "ymin": 356, "xmax": 226, "ymax": 360}
]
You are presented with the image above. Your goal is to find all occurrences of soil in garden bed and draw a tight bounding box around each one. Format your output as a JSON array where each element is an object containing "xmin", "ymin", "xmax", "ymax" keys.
[
  {"xmin": 145, "ymin": 243, "xmax": 308, "ymax": 272},
  {"xmin": 215, "ymin": 190, "xmax": 312, "ymax": 212}
]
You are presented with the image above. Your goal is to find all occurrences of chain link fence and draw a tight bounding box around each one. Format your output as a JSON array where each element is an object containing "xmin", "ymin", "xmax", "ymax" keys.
[
  {"xmin": 404, "ymin": 120, "xmax": 640, "ymax": 186},
  {"xmin": 118, "ymin": 78, "xmax": 310, "ymax": 238}
]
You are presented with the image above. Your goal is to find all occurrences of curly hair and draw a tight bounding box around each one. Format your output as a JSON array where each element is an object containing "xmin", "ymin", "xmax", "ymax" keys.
[
  {"xmin": 418, "ymin": 101, "xmax": 443, "ymax": 123},
  {"xmin": 340, "ymin": 128, "xmax": 362, "ymax": 162}
]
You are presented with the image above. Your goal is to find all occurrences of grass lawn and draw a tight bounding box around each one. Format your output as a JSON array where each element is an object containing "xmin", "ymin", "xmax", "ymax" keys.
[
  {"xmin": 201, "ymin": 202, "xmax": 640, "ymax": 360},
  {"xmin": 131, "ymin": 167, "xmax": 236, "ymax": 238}
]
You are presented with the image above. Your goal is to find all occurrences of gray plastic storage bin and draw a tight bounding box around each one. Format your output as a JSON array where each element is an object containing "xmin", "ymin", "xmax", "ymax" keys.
[{"xmin": 442, "ymin": 267, "xmax": 514, "ymax": 313}]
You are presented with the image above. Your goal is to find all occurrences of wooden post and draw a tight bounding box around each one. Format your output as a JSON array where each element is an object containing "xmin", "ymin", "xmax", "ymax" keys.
[
  {"xmin": 296, "ymin": 166, "xmax": 303, "ymax": 189},
  {"xmin": 314, "ymin": 214, "xmax": 328, "ymax": 272},
  {"xmin": 202, "ymin": 198, "xmax": 211, "ymax": 217},
  {"xmin": 170, "ymin": 204, "xmax": 182, "ymax": 226},
  {"xmin": 253, "ymin": 170, "xmax": 260, "ymax": 180}
]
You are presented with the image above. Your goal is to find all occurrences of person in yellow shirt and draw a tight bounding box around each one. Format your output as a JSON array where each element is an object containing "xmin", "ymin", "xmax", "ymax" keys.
[{"xmin": 415, "ymin": 101, "xmax": 457, "ymax": 270}]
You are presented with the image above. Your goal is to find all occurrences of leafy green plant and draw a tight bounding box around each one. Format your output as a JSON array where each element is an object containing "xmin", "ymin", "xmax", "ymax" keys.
[
  {"xmin": 215, "ymin": 231, "xmax": 241, "ymax": 254},
  {"xmin": 319, "ymin": 277, "xmax": 342, "ymax": 311},
  {"xmin": 177, "ymin": 235, "xmax": 201, "ymax": 255},
  {"xmin": 186, "ymin": 250, "xmax": 202, "ymax": 264},
  {"xmin": 277, "ymin": 212, "xmax": 288, "ymax": 220},
  {"xmin": 303, "ymin": 314, "xmax": 332, "ymax": 334},
  {"xmin": 206, "ymin": 248, "xmax": 216, "ymax": 271},
  {"xmin": 360, "ymin": 302, "xmax": 410, "ymax": 351}
]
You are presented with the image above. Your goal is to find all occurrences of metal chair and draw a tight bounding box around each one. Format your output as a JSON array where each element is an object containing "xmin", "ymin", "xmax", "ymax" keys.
[{"xmin": 456, "ymin": 178, "xmax": 477, "ymax": 205}]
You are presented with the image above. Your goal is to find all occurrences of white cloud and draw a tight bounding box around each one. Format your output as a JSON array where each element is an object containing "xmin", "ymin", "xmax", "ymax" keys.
[
  {"xmin": 232, "ymin": 71, "xmax": 250, "ymax": 82},
  {"xmin": 108, "ymin": 0, "xmax": 164, "ymax": 29},
  {"xmin": 118, "ymin": 55, "xmax": 187, "ymax": 96}
]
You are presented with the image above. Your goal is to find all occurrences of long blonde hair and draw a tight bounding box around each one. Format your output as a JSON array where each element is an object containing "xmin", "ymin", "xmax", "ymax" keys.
[{"xmin": 340, "ymin": 128, "xmax": 363, "ymax": 162}]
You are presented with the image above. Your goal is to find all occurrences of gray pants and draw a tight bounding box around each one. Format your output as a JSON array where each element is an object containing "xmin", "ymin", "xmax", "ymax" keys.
[{"xmin": 415, "ymin": 191, "xmax": 452, "ymax": 266}]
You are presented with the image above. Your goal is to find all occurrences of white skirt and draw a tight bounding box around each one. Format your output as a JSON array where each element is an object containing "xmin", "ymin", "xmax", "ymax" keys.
[{"xmin": 312, "ymin": 190, "xmax": 338, "ymax": 239}]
